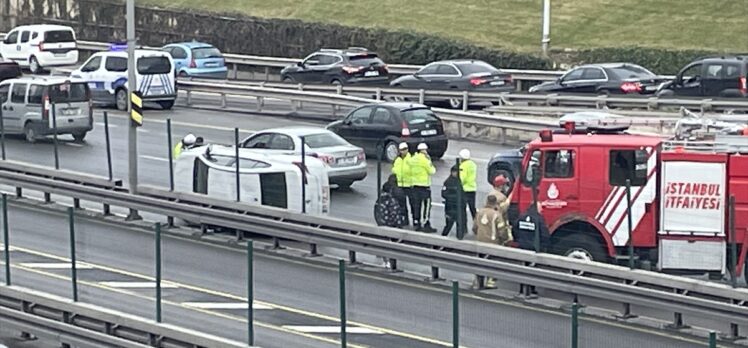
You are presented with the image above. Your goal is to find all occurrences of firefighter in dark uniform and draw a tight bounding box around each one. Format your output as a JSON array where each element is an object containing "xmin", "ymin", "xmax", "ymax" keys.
[{"xmin": 514, "ymin": 200, "xmax": 551, "ymax": 295}]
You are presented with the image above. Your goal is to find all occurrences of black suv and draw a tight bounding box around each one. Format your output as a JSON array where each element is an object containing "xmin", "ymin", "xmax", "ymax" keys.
[
  {"xmin": 657, "ymin": 55, "xmax": 748, "ymax": 98},
  {"xmin": 281, "ymin": 47, "xmax": 389, "ymax": 85}
]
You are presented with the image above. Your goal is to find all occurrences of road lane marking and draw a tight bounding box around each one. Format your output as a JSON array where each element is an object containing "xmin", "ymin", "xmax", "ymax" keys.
[
  {"xmin": 63, "ymin": 142, "xmax": 84, "ymax": 147},
  {"xmin": 182, "ymin": 302, "xmax": 272, "ymax": 310},
  {"xmin": 105, "ymin": 113, "xmax": 256, "ymax": 133},
  {"xmin": 19, "ymin": 262, "xmax": 94, "ymax": 270},
  {"xmin": 9, "ymin": 263, "xmax": 364, "ymax": 348},
  {"xmin": 99, "ymin": 281, "xmax": 178, "ymax": 289},
  {"xmin": 284, "ymin": 326, "xmax": 384, "ymax": 334},
  {"xmin": 95, "ymin": 122, "xmax": 118, "ymax": 128},
  {"xmin": 140, "ymin": 155, "xmax": 169, "ymax": 162},
  {"xmin": 6, "ymin": 243, "xmax": 451, "ymax": 347},
  {"xmin": 2, "ymin": 222, "xmax": 710, "ymax": 347}
]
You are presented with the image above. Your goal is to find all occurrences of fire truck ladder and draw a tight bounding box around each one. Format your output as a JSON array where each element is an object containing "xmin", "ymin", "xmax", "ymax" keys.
[{"xmin": 662, "ymin": 108, "xmax": 748, "ymax": 153}]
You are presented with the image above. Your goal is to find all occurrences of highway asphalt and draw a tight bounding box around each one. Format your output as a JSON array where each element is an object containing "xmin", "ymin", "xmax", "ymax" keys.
[
  {"xmin": 0, "ymin": 98, "xmax": 502, "ymax": 227},
  {"xmin": 0, "ymin": 204, "xmax": 711, "ymax": 348}
]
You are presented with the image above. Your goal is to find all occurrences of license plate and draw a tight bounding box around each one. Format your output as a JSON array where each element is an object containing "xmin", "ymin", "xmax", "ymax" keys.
[
  {"xmin": 421, "ymin": 129, "xmax": 437, "ymax": 136},
  {"xmin": 364, "ymin": 70, "xmax": 379, "ymax": 77},
  {"xmin": 645, "ymin": 85, "xmax": 658, "ymax": 91},
  {"xmin": 60, "ymin": 108, "xmax": 78, "ymax": 116},
  {"xmin": 490, "ymin": 81, "xmax": 505, "ymax": 86},
  {"xmin": 337, "ymin": 156, "xmax": 357, "ymax": 165}
]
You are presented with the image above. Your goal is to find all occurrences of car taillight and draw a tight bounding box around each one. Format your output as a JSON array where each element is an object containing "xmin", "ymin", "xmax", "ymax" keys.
[
  {"xmin": 357, "ymin": 151, "xmax": 365, "ymax": 161},
  {"xmin": 620, "ymin": 82, "xmax": 642, "ymax": 93},
  {"xmin": 401, "ymin": 121, "xmax": 410, "ymax": 137},
  {"xmin": 740, "ymin": 76, "xmax": 747, "ymax": 94},
  {"xmin": 309, "ymin": 153, "xmax": 335, "ymax": 165},
  {"xmin": 382, "ymin": 64, "xmax": 389, "ymax": 73},
  {"xmin": 342, "ymin": 66, "xmax": 363, "ymax": 74},
  {"xmin": 470, "ymin": 78, "xmax": 488, "ymax": 86},
  {"xmin": 189, "ymin": 58, "xmax": 197, "ymax": 69}
]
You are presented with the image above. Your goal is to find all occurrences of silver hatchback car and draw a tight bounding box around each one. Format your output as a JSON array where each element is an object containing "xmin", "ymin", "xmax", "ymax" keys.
[
  {"xmin": 240, "ymin": 127, "xmax": 367, "ymax": 188},
  {"xmin": 0, "ymin": 76, "xmax": 93, "ymax": 142}
]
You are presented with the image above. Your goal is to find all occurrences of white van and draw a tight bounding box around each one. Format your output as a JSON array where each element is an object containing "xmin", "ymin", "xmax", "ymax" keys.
[
  {"xmin": 0, "ymin": 76, "xmax": 93, "ymax": 142},
  {"xmin": 70, "ymin": 48, "xmax": 176, "ymax": 110},
  {"xmin": 174, "ymin": 145, "xmax": 330, "ymax": 216},
  {"xmin": 0, "ymin": 25, "xmax": 78, "ymax": 74}
]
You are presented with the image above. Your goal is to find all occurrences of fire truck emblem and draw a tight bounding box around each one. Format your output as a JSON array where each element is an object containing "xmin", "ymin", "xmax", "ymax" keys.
[
  {"xmin": 547, "ymin": 183, "xmax": 559, "ymax": 199},
  {"xmin": 542, "ymin": 183, "xmax": 567, "ymax": 209}
]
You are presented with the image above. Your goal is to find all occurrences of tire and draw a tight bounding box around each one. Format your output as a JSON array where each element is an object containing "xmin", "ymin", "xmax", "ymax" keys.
[
  {"xmin": 331, "ymin": 79, "xmax": 343, "ymax": 86},
  {"xmin": 656, "ymin": 89, "xmax": 674, "ymax": 98},
  {"xmin": 72, "ymin": 132, "xmax": 87, "ymax": 143},
  {"xmin": 553, "ymin": 234, "xmax": 608, "ymax": 263},
  {"xmin": 383, "ymin": 141, "xmax": 399, "ymax": 162},
  {"xmin": 282, "ymin": 76, "xmax": 294, "ymax": 83},
  {"xmin": 29, "ymin": 56, "xmax": 42, "ymax": 74},
  {"xmin": 597, "ymin": 89, "xmax": 610, "ymax": 96},
  {"xmin": 448, "ymin": 98, "xmax": 463, "ymax": 109},
  {"xmin": 158, "ymin": 100, "xmax": 175, "ymax": 110},
  {"xmin": 430, "ymin": 151, "xmax": 445, "ymax": 160},
  {"xmin": 115, "ymin": 89, "xmax": 128, "ymax": 111},
  {"xmin": 178, "ymin": 71, "xmax": 189, "ymax": 78},
  {"xmin": 23, "ymin": 123, "xmax": 37, "ymax": 143}
]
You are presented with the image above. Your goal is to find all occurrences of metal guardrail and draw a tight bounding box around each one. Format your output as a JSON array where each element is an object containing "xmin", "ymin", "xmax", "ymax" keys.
[
  {"xmin": 0, "ymin": 285, "xmax": 252, "ymax": 348},
  {"xmin": 0, "ymin": 161, "xmax": 746, "ymax": 335},
  {"xmin": 178, "ymin": 80, "xmax": 556, "ymax": 143},
  {"xmin": 0, "ymin": 33, "xmax": 567, "ymax": 86}
]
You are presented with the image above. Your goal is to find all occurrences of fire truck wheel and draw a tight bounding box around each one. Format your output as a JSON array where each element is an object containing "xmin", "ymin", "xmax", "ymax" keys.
[{"xmin": 554, "ymin": 234, "xmax": 607, "ymax": 263}]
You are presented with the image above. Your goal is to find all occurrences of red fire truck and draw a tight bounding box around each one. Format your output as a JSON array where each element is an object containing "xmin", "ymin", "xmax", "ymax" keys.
[{"xmin": 509, "ymin": 118, "xmax": 748, "ymax": 280}]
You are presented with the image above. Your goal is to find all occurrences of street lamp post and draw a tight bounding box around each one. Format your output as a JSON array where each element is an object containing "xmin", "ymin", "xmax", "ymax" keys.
[
  {"xmin": 126, "ymin": 0, "xmax": 141, "ymax": 220},
  {"xmin": 541, "ymin": 0, "xmax": 551, "ymax": 55}
]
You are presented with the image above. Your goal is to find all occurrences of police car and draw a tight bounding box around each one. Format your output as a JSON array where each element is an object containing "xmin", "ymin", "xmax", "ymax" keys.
[{"xmin": 70, "ymin": 44, "xmax": 176, "ymax": 110}]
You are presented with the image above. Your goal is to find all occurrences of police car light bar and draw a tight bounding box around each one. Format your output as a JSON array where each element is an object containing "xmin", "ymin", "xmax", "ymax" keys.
[{"xmin": 109, "ymin": 43, "xmax": 128, "ymax": 52}]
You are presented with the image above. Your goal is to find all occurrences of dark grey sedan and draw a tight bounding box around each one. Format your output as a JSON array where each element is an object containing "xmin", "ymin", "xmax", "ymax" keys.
[{"xmin": 390, "ymin": 60, "xmax": 514, "ymax": 109}]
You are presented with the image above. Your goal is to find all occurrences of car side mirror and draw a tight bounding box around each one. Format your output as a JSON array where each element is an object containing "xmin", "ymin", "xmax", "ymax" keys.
[
  {"xmin": 343, "ymin": 119, "xmax": 352, "ymax": 126},
  {"xmin": 296, "ymin": 61, "xmax": 304, "ymax": 67}
]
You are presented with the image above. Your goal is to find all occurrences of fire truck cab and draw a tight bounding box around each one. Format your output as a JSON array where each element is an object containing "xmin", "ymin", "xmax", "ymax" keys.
[{"xmin": 511, "ymin": 126, "xmax": 748, "ymax": 279}]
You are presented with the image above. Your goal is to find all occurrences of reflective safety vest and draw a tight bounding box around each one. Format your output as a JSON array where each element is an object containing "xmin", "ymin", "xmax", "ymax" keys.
[
  {"xmin": 409, "ymin": 152, "xmax": 435, "ymax": 187},
  {"xmin": 459, "ymin": 159, "xmax": 477, "ymax": 192},
  {"xmin": 392, "ymin": 153, "xmax": 413, "ymax": 188},
  {"xmin": 173, "ymin": 141, "xmax": 183, "ymax": 159}
]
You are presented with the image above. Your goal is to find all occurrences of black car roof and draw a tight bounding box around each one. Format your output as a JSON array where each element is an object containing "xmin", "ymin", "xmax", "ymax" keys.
[
  {"xmin": 577, "ymin": 62, "xmax": 641, "ymax": 69},
  {"xmin": 697, "ymin": 55, "xmax": 748, "ymax": 63}
]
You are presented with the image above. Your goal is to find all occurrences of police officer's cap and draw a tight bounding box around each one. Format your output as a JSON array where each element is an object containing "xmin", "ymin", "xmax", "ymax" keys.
[
  {"xmin": 398, "ymin": 142, "xmax": 408, "ymax": 150},
  {"xmin": 417, "ymin": 143, "xmax": 428, "ymax": 150}
]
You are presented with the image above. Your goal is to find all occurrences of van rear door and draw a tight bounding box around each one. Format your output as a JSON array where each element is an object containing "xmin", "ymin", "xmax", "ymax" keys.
[
  {"xmin": 42, "ymin": 29, "xmax": 77, "ymax": 55},
  {"xmin": 137, "ymin": 55, "xmax": 175, "ymax": 98},
  {"xmin": 47, "ymin": 82, "xmax": 91, "ymax": 131}
]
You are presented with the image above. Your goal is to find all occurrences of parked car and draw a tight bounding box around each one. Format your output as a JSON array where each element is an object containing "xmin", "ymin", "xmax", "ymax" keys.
[
  {"xmin": 280, "ymin": 47, "xmax": 389, "ymax": 85},
  {"xmin": 71, "ymin": 48, "xmax": 176, "ymax": 110},
  {"xmin": 161, "ymin": 42, "xmax": 227, "ymax": 79},
  {"xmin": 0, "ymin": 58, "xmax": 22, "ymax": 82},
  {"xmin": 0, "ymin": 24, "xmax": 78, "ymax": 74},
  {"xmin": 239, "ymin": 127, "xmax": 367, "ymax": 189},
  {"xmin": 657, "ymin": 55, "xmax": 748, "ymax": 98},
  {"xmin": 326, "ymin": 102, "xmax": 448, "ymax": 162},
  {"xmin": 0, "ymin": 76, "xmax": 93, "ymax": 142},
  {"xmin": 529, "ymin": 63, "xmax": 666, "ymax": 95},
  {"xmin": 390, "ymin": 60, "xmax": 513, "ymax": 109}
]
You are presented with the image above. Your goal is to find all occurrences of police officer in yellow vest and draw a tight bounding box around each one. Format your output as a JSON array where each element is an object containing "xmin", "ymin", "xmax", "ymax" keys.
[
  {"xmin": 409, "ymin": 143, "xmax": 437, "ymax": 233},
  {"xmin": 173, "ymin": 133, "xmax": 197, "ymax": 159},
  {"xmin": 459, "ymin": 149, "xmax": 478, "ymax": 219},
  {"xmin": 391, "ymin": 142, "xmax": 414, "ymax": 225}
]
